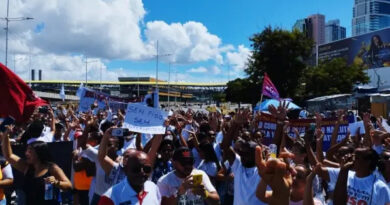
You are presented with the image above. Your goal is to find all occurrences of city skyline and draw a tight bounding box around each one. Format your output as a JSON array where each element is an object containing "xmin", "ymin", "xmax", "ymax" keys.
[{"xmin": 0, "ymin": 0, "xmax": 354, "ymax": 83}]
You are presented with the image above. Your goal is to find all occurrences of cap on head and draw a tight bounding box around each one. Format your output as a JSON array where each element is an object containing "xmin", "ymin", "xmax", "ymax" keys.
[{"xmin": 173, "ymin": 147, "xmax": 194, "ymax": 163}]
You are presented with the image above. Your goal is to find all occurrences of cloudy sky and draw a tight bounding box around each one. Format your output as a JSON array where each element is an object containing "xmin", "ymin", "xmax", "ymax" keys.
[{"xmin": 0, "ymin": 0, "xmax": 353, "ymax": 82}]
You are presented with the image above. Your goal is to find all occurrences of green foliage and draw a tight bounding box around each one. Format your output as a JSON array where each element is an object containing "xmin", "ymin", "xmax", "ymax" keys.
[
  {"xmin": 304, "ymin": 58, "xmax": 370, "ymax": 98},
  {"xmin": 225, "ymin": 27, "xmax": 370, "ymax": 105},
  {"xmin": 245, "ymin": 26, "xmax": 314, "ymax": 99},
  {"xmin": 225, "ymin": 78, "xmax": 259, "ymax": 105}
]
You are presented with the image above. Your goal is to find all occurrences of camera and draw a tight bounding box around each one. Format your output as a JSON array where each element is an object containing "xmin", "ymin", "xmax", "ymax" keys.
[{"xmin": 111, "ymin": 128, "xmax": 131, "ymax": 137}]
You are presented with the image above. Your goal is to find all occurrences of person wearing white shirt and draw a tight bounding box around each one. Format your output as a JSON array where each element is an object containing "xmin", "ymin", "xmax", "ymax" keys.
[
  {"xmin": 221, "ymin": 124, "xmax": 266, "ymax": 205},
  {"xmin": 333, "ymin": 147, "xmax": 390, "ymax": 205},
  {"xmin": 378, "ymin": 150, "xmax": 390, "ymax": 188},
  {"xmin": 99, "ymin": 150, "xmax": 161, "ymax": 205},
  {"xmin": 157, "ymin": 147, "xmax": 220, "ymax": 205}
]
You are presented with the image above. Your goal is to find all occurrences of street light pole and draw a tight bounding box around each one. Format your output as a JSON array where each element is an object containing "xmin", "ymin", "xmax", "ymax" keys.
[
  {"xmin": 5, "ymin": 0, "xmax": 9, "ymax": 66},
  {"xmin": 1, "ymin": 0, "xmax": 33, "ymax": 66}
]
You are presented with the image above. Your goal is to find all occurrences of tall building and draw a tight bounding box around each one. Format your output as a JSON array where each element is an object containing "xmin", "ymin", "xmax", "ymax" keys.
[
  {"xmin": 325, "ymin": 19, "xmax": 347, "ymax": 43},
  {"xmin": 308, "ymin": 14, "xmax": 326, "ymax": 45},
  {"xmin": 352, "ymin": 0, "xmax": 390, "ymax": 36},
  {"xmin": 292, "ymin": 14, "xmax": 325, "ymax": 46},
  {"xmin": 293, "ymin": 19, "xmax": 306, "ymax": 32}
]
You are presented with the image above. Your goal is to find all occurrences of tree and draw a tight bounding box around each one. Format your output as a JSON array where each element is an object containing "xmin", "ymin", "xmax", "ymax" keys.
[
  {"xmin": 304, "ymin": 58, "xmax": 370, "ymax": 98},
  {"xmin": 225, "ymin": 78, "xmax": 259, "ymax": 105},
  {"xmin": 245, "ymin": 26, "xmax": 314, "ymax": 99}
]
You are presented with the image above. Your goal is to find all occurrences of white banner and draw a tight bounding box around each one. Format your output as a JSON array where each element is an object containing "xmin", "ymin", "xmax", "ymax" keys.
[{"xmin": 123, "ymin": 103, "xmax": 167, "ymax": 134}]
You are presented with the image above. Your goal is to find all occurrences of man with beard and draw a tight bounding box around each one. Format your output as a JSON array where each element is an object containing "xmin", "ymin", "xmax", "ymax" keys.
[
  {"xmin": 98, "ymin": 150, "xmax": 161, "ymax": 205},
  {"xmin": 157, "ymin": 147, "xmax": 220, "ymax": 205}
]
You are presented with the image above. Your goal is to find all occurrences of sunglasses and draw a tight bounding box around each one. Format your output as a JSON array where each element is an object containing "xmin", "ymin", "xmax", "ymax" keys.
[
  {"xmin": 179, "ymin": 159, "xmax": 194, "ymax": 166},
  {"xmin": 130, "ymin": 165, "xmax": 152, "ymax": 174}
]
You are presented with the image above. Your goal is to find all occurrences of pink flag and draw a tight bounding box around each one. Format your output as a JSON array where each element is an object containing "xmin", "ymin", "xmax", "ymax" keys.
[{"xmin": 262, "ymin": 73, "xmax": 280, "ymax": 99}]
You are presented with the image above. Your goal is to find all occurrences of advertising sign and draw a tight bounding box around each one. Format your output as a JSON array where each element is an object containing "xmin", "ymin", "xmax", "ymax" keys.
[{"xmin": 318, "ymin": 27, "xmax": 390, "ymax": 69}]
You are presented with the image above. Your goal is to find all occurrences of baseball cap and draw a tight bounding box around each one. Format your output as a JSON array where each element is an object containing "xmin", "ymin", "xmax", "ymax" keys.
[{"xmin": 172, "ymin": 147, "xmax": 194, "ymax": 165}]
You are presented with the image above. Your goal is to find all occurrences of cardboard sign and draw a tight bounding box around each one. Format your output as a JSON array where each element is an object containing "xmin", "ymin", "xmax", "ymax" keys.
[
  {"xmin": 123, "ymin": 103, "xmax": 167, "ymax": 134},
  {"xmin": 258, "ymin": 113, "xmax": 348, "ymax": 151},
  {"xmin": 348, "ymin": 121, "xmax": 366, "ymax": 136}
]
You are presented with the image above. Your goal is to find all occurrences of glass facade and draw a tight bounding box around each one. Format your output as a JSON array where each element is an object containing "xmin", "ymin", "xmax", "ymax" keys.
[
  {"xmin": 325, "ymin": 20, "xmax": 346, "ymax": 43},
  {"xmin": 353, "ymin": 0, "xmax": 390, "ymax": 36}
]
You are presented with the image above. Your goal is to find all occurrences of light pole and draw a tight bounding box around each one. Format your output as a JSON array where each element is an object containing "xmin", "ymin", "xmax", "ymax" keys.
[
  {"xmin": 154, "ymin": 41, "xmax": 171, "ymax": 89},
  {"xmin": 84, "ymin": 56, "xmax": 98, "ymax": 86},
  {"xmin": 1, "ymin": 0, "xmax": 33, "ymax": 66}
]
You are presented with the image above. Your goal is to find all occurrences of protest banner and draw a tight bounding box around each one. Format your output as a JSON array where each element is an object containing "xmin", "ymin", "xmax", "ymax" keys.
[
  {"xmin": 78, "ymin": 87, "xmax": 130, "ymax": 113},
  {"xmin": 123, "ymin": 103, "xmax": 167, "ymax": 134},
  {"xmin": 258, "ymin": 113, "xmax": 348, "ymax": 151}
]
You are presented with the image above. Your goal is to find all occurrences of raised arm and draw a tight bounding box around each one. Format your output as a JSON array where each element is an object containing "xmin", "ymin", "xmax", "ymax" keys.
[
  {"xmin": 1, "ymin": 126, "xmax": 28, "ymax": 173},
  {"xmin": 256, "ymin": 179, "xmax": 272, "ymax": 204},
  {"xmin": 147, "ymin": 135, "xmax": 163, "ymax": 167},
  {"xmin": 330, "ymin": 111, "xmax": 344, "ymax": 147},
  {"xmin": 303, "ymin": 171, "xmax": 317, "ymax": 205},
  {"xmin": 98, "ymin": 127, "xmax": 116, "ymax": 174}
]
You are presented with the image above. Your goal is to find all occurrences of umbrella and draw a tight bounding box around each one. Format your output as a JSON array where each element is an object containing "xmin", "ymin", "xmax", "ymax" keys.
[{"xmin": 254, "ymin": 99, "xmax": 301, "ymax": 111}]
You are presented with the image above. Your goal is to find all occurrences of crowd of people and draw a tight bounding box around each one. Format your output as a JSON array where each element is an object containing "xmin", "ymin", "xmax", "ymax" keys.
[{"xmin": 0, "ymin": 100, "xmax": 390, "ymax": 205}]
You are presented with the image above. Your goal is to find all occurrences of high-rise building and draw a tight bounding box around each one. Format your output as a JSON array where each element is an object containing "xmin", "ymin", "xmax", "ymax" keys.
[
  {"xmin": 293, "ymin": 19, "xmax": 306, "ymax": 32},
  {"xmin": 308, "ymin": 14, "xmax": 326, "ymax": 45},
  {"xmin": 352, "ymin": 0, "xmax": 390, "ymax": 36},
  {"xmin": 325, "ymin": 19, "xmax": 347, "ymax": 43},
  {"xmin": 292, "ymin": 14, "xmax": 325, "ymax": 46}
]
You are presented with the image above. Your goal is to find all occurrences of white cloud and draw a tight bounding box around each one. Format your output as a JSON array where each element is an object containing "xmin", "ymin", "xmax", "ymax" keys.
[
  {"xmin": 226, "ymin": 45, "xmax": 251, "ymax": 72},
  {"xmin": 210, "ymin": 66, "xmax": 221, "ymax": 74},
  {"xmin": 144, "ymin": 21, "xmax": 224, "ymax": 64},
  {"xmin": 188, "ymin": 66, "xmax": 208, "ymax": 73},
  {"xmin": 0, "ymin": 0, "xmax": 249, "ymax": 82},
  {"xmin": 10, "ymin": 53, "xmax": 128, "ymax": 81}
]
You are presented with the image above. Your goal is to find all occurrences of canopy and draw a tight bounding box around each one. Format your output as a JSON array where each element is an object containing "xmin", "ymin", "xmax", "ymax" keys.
[{"xmin": 254, "ymin": 99, "xmax": 301, "ymax": 111}]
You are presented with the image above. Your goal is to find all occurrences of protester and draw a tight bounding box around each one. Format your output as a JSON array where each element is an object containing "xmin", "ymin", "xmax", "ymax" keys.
[
  {"xmin": 98, "ymin": 150, "xmax": 161, "ymax": 205},
  {"xmin": 1, "ymin": 126, "xmax": 72, "ymax": 205},
  {"xmin": 157, "ymin": 147, "xmax": 220, "ymax": 205}
]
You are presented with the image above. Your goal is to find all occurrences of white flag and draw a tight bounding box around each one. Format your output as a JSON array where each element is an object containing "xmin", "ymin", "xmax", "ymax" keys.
[
  {"xmin": 60, "ymin": 84, "xmax": 65, "ymax": 101},
  {"xmin": 76, "ymin": 82, "xmax": 84, "ymax": 97}
]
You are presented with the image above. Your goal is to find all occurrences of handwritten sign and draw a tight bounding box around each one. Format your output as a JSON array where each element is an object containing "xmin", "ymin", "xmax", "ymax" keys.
[{"xmin": 123, "ymin": 103, "xmax": 167, "ymax": 134}]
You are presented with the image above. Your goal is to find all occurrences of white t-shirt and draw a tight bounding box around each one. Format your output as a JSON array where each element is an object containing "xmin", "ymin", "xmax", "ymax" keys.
[
  {"xmin": 230, "ymin": 155, "xmax": 266, "ymax": 205},
  {"xmin": 327, "ymin": 167, "xmax": 340, "ymax": 193},
  {"xmin": 157, "ymin": 169, "xmax": 216, "ymax": 205},
  {"xmin": 197, "ymin": 160, "xmax": 218, "ymax": 177},
  {"xmin": 101, "ymin": 179, "xmax": 161, "ymax": 205},
  {"xmin": 328, "ymin": 169, "xmax": 390, "ymax": 205},
  {"xmin": 375, "ymin": 170, "xmax": 390, "ymax": 188}
]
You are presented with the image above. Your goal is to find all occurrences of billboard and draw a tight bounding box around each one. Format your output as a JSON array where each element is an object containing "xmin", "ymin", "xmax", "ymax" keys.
[{"xmin": 318, "ymin": 27, "xmax": 390, "ymax": 69}]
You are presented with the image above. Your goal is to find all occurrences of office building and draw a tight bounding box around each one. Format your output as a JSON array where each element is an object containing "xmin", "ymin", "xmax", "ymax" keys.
[
  {"xmin": 352, "ymin": 0, "xmax": 390, "ymax": 36},
  {"xmin": 325, "ymin": 19, "xmax": 347, "ymax": 43}
]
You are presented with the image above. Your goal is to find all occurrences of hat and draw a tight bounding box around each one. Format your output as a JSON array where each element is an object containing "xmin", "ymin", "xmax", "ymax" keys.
[
  {"xmin": 112, "ymin": 114, "xmax": 118, "ymax": 120},
  {"xmin": 172, "ymin": 147, "xmax": 194, "ymax": 163}
]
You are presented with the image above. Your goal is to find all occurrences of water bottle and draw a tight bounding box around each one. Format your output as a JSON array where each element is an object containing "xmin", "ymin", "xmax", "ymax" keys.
[
  {"xmin": 44, "ymin": 183, "xmax": 53, "ymax": 200},
  {"xmin": 269, "ymin": 144, "xmax": 277, "ymax": 158}
]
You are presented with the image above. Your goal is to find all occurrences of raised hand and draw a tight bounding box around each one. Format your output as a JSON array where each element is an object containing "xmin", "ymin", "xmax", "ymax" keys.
[
  {"xmin": 255, "ymin": 146, "xmax": 295, "ymax": 199},
  {"xmin": 268, "ymin": 100, "xmax": 289, "ymax": 121},
  {"xmin": 315, "ymin": 112, "xmax": 322, "ymax": 128}
]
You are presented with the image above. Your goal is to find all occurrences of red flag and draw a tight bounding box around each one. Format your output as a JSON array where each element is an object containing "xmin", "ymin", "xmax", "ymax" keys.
[
  {"xmin": 0, "ymin": 63, "xmax": 47, "ymax": 122},
  {"xmin": 262, "ymin": 73, "xmax": 280, "ymax": 99}
]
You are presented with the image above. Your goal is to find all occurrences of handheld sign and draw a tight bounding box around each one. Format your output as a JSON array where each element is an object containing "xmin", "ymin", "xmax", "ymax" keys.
[{"xmin": 123, "ymin": 103, "xmax": 167, "ymax": 134}]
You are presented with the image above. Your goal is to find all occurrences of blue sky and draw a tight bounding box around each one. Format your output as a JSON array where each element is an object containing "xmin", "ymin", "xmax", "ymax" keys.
[
  {"xmin": 1, "ymin": 0, "xmax": 354, "ymax": 82},
  {"xmin": 108, "ymin": 0, "xmax": 354, "ymax": 82}
]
